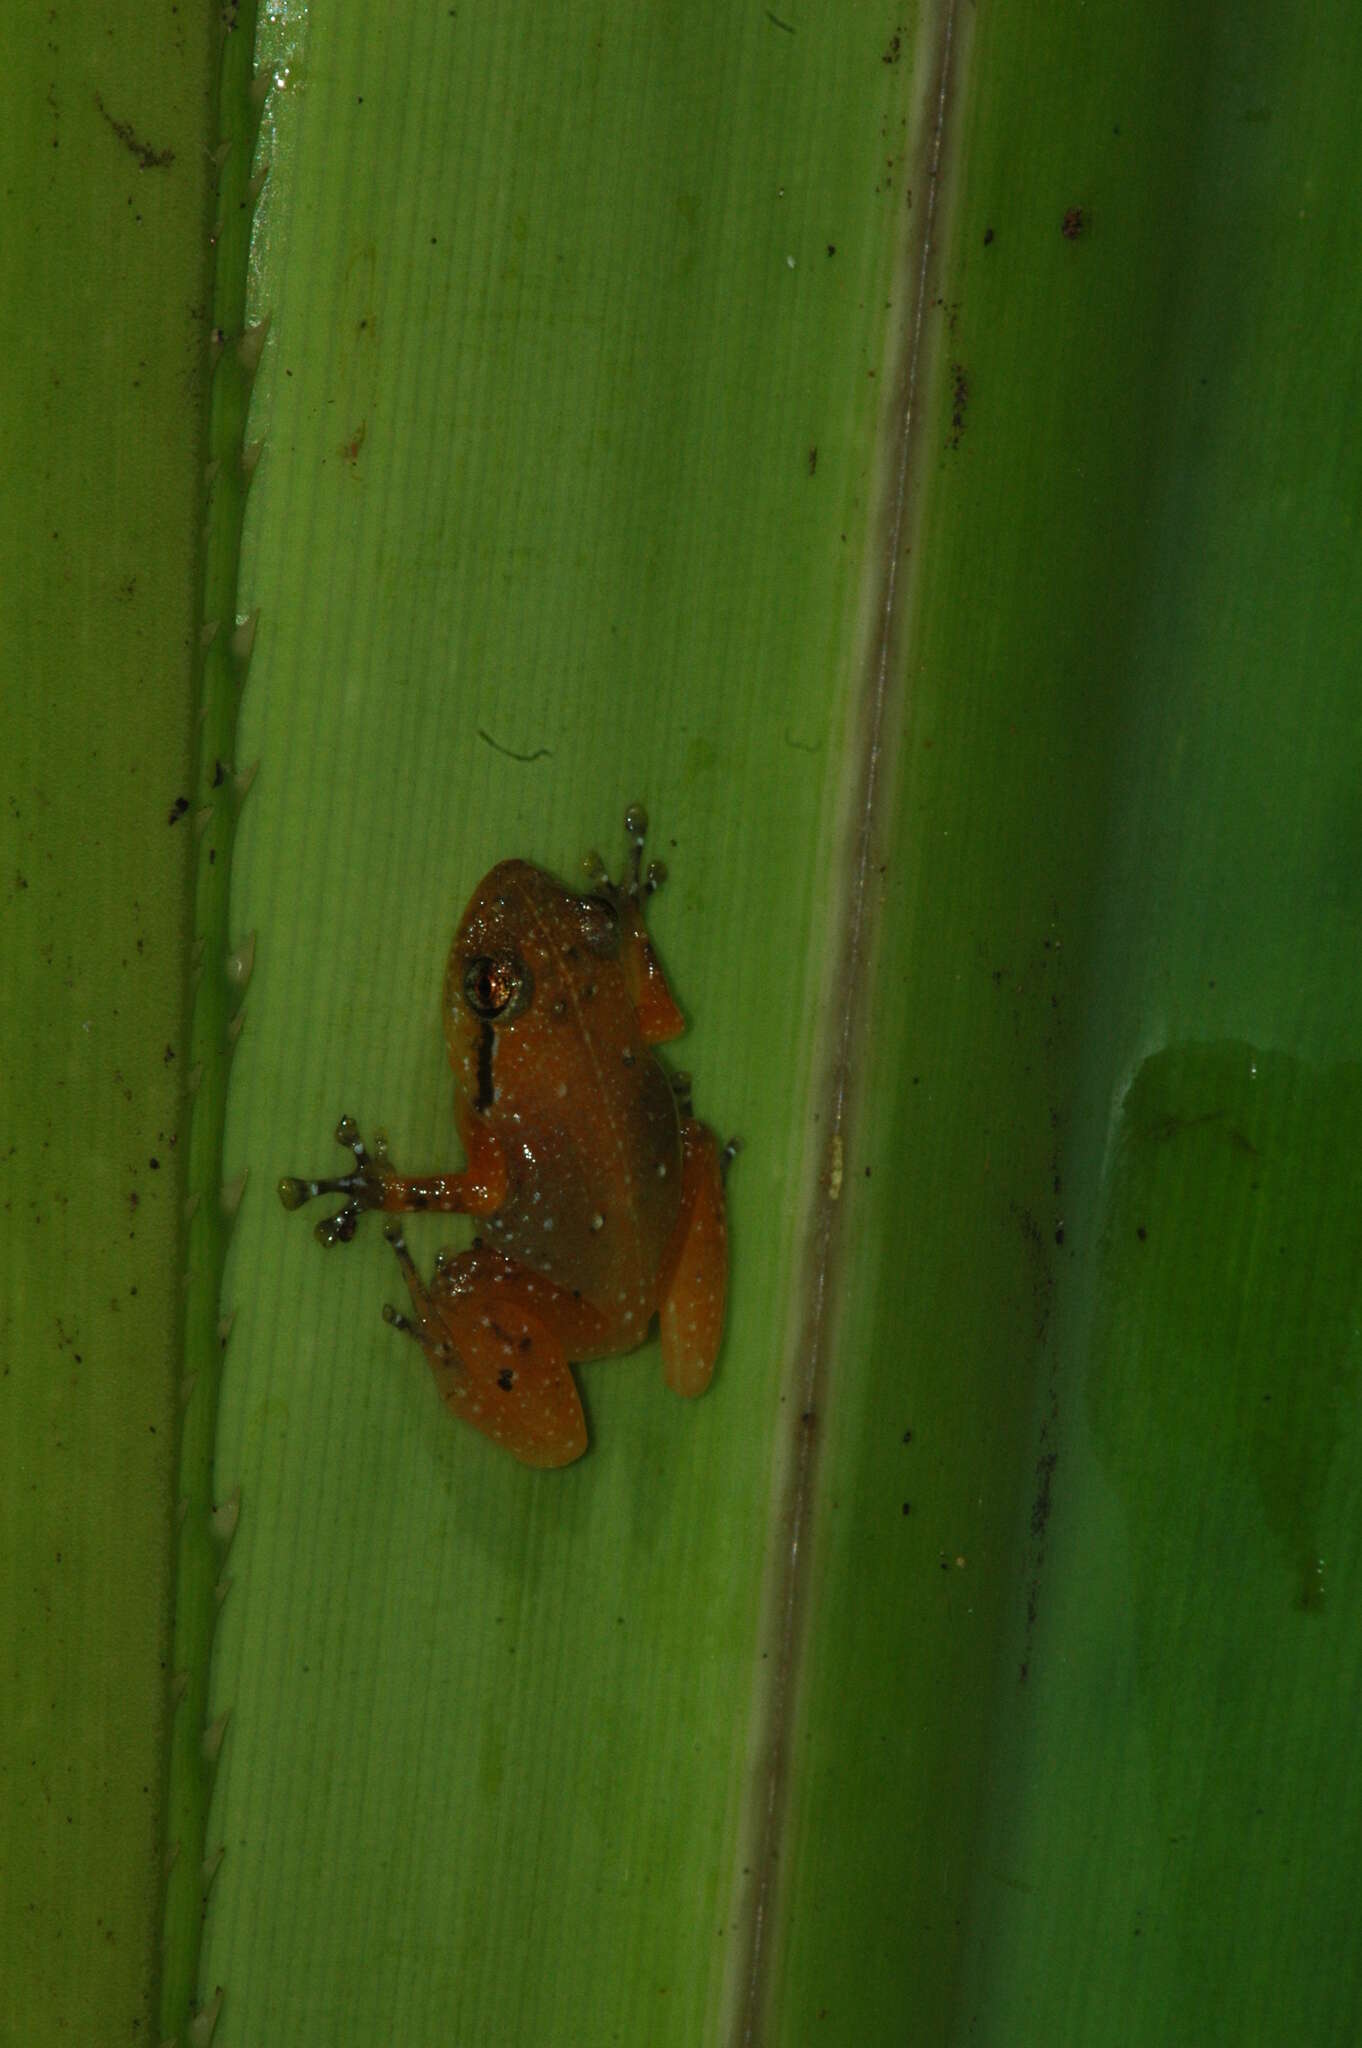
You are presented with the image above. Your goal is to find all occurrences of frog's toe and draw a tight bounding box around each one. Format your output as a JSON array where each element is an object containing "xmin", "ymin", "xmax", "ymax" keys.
[
  {"xmin": 315, "ymin": 1201, "xmax": 363, "ymax": 1246},
  {"xmin": 583, "ymin": 804, "xmax": 668, "ymax": 909}
]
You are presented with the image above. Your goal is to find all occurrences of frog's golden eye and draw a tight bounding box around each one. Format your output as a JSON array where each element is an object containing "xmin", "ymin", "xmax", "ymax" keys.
[
  {"xmin": 462, "ymin": 951, "xmax": 533, "ymax": 1022},
  {"xmin": 577, "ymin": 893, "xmax": 622, "ymax": 959}
]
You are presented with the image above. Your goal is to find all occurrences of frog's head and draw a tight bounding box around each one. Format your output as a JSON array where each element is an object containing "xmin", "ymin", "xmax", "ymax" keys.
[{"xmin": 441, "ymin": 859, "xmax": 624, "ymax": 1112}]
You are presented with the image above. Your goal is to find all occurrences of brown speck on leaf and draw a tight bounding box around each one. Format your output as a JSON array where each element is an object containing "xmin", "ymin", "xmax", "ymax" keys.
[
  {"xmin": 947, "ymin": 362, "xmax": 969, "ymax": 449},
  {"xmin": 1061, "ymin": 205, "xmax": 1086, "ymax": 240},
  {"xmin": 94, "ymin": 91, "xmax": 175, "ymax": 170}
]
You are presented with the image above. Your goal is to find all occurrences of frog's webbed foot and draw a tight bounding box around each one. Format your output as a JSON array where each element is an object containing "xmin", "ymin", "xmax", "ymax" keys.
[
  {"xmin": 583, "ymin": 806, "xmax": 685, "ymax": 1047},
  {"xmin": 583, "ymin": 802, "xmax": 667, "ymax": 911},
  {"xmin": 277, "ymin": 1116, "xmax": 392, "ymax": 1246}
]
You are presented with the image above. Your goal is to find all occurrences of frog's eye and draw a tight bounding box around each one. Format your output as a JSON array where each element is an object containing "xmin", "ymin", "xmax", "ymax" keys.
[
  {"xmin": 462, "ymin": 951, "xmax": 533, "ymax": 1022},
  {"xmin": 577, "ymin": 893, "xmax": 622, "ymax": 959}
]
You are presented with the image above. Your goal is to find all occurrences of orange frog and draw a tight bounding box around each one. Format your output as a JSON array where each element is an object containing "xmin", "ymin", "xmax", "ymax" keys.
[{"xmin": 279, "ymin": 807, "xmax": 730, "ymax": 1467}]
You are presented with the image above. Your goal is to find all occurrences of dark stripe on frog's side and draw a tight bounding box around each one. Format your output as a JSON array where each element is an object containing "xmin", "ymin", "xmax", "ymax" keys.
[{"xmin": 475, "ymin": 1020, "xmax": 495, "ymax": 1111}]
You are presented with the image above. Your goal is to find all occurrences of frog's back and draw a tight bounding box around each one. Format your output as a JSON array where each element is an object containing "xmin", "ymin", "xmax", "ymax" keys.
[{"xmin": 447, "ymin": 859, "xmax": 684, "ymax": 1344}]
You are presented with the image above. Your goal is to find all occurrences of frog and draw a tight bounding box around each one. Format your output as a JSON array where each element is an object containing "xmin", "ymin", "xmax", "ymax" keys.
[{"xmin": 278, "ymin": 807, "xmax": 730, "ymax": 1467}]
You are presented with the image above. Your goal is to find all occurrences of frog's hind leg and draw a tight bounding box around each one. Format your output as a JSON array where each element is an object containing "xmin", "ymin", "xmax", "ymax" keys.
[
  {"xmin": 380, "ymin": 1221, "xmax": 455, "ymax": 1359},
  {"xmin": 657, "ymin": 1119, "xmax": 729, "ymax": 1399},
  {"xmin": 381, "ymin": 1225, "xmax": 590, "ymax": 1469}
]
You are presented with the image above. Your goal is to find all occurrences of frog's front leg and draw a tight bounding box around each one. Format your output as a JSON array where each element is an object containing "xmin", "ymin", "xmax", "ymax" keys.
[
  {"xmin": 586, "ymin": 803, "xmax": 687, "ymax": 1047},
  {"xmin": 382, "ymin": 1228, "xmax": 593, "ymax": 1468},
  {"xmin": 277, "ymin": 1115, "xmax": 507, "ymax": 1246},
  {"xmin": 656, "ymin": 1117, "xmax": 729, "ymax": 1399}
]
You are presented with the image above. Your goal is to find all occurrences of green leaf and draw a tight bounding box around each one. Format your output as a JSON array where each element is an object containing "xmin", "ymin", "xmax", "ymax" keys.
[
  {"xmin": 0, "ymin": 10, "xmax": 211, "ymax": 2041},
  {"xmin": 7, "ymin": 1, "xmax": 1361, "ymax": 2043}
]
